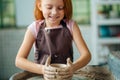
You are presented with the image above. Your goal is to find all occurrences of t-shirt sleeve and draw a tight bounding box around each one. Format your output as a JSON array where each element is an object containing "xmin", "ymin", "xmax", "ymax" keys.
[
  {"xmin": 27, "ymin": 21, "xmax": 37, "ymax": 38},
  {"xmin": 66, "ymin": 19, "xmax": 75, "ymax": 35},
  {"xmin": 27, "ymin": 20, "xmax": 44, "ymax": 39}
]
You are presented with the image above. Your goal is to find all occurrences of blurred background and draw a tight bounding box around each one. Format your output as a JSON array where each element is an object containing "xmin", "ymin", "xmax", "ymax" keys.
[{"xmin": 0, "ymin": 0, "xmax": 120, "ymax": 79}]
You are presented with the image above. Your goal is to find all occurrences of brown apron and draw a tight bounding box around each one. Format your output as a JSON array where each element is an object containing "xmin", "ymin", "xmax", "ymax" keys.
[{"xmin": 34, "ymin": 20, "xmax": 73, "ymax": 64}]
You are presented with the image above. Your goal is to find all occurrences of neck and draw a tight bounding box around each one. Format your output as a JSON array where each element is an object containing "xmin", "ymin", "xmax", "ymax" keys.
[{"xmin": 45, "ymin": 20, "xmax": 61, "ymax": 28}]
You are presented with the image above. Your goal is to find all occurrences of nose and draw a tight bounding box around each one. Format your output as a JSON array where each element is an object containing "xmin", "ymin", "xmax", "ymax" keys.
[{"xmin": 51, "ymin": 8, "xmax": 57, "ymax": 15}]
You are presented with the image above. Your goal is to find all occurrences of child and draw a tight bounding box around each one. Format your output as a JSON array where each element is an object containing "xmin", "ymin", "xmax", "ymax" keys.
[{"xmin": 15, "ymin": 0, "xmax": 91, "ymax": 79}]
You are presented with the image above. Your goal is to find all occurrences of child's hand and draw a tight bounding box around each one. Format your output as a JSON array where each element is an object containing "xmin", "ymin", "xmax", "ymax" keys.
[
  {"xmin": 58, "ymin": 58, "xmax": 73, "ymax": 79},
  {"xmin": 43, "ymin": 56, "xmax": 57, "ymax": 80},
  {"xmin": 43, "ymin": 57, "xmax": 73, "ymax": 80}
]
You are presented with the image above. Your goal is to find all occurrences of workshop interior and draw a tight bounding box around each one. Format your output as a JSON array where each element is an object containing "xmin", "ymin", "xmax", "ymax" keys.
[{"xmin": 0, "ymin": 0, "xmax": 120, "ymax": 80}]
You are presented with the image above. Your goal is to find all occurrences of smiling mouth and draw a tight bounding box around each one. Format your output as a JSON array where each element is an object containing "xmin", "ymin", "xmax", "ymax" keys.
[{"xmin": 49, "ymin": 16, "xmax": 59, "ymax": 20}]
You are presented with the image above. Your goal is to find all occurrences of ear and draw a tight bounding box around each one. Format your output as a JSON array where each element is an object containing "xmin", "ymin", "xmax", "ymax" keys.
[{"xmin": 37, "ymin": 1, "xmax": 42, "ymax": 11}]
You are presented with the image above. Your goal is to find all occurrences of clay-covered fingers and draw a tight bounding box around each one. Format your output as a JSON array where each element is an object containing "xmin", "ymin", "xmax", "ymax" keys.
[
  {"xmin": 67, "ymin": 58, "xmax": 73, "ymax": 66},
  {"xmin": 44, "ymin": 66, "xmax": 58, "ymax": 80},
  {"xmin": 61, "ymin": 75, "xmax": 73, "ymax": 80},
  {"xmin": 44, "ymin": 73, "xmax": 56, "ymax": 80},
  {"xmin": 56, "ymin": 73, "xmax": 72, "ymax": 80},
  {"xmin": 57, "ymin": 66, "xmax": 73, "ymax": 79},
  {"xmin": 44, "ymin": 66, "xmax": 58, "ymax": 75},
  {"xmin": 58, "ymin": 68, "xmax": 73, "ymax": 77},
  {"xmin": 45, "ymin": 56, "xmax": 51, "ymax": 66}
]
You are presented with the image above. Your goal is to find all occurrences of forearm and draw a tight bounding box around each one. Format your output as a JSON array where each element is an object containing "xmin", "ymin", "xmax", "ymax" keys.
[
  {"xmin": 72, "ymin": 52, "xmax": 91, "ymax": 72},
  {"xmin": 15, "ymin": 57, "xmax": 44, "ymax": 75}
]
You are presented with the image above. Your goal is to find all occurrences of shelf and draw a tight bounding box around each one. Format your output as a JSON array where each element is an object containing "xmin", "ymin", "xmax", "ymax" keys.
[
  {"xmin": 97, "ymin": 19, "xmax": 120, "ymax": 25},
  {"xmin": 97, "ymin": 0, "xmax": 120, "ymax": 5},
  {"xmin": 91, "ymin": 0, "xmax": 120, "ymax": 65},
  {"xmin": 98, "ymin": 37, "xmax": 120, "ymax": 44}
]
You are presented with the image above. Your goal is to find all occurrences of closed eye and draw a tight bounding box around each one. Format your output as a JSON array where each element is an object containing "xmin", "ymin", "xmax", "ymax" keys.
[
  {"xmin": 46, "ymin": 6, "xmax": 52, "ymax": 9},
  {"xmin": 58, "ymin": 6, "xmax": 64, "ymax": 10}
]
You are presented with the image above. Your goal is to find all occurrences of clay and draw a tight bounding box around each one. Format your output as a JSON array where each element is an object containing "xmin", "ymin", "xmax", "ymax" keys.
[
  {"xmin": 74, "ymin": 66, "xmax": 114, "ymax": 80},
  {"xmin": 49, "ymin": 64, "xmax": 70, "ymax": 80},
  {"xmin": 13, "ymin": 65, "xmax": 114, "ymax": 80},
  {"xmin": 44, "ymin": 57, "xmax": 72, "ymax": 80}
]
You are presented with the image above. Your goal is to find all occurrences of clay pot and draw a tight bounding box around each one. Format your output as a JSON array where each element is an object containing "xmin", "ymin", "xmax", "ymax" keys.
[
  {"xmin": 50, "ymin": 64, "xmax": 69, "ymax": 80},
  {"xmin": 50, "ymin": 63, "xmax": 67, "ymax": 69},
  {"xmin": 44, "ymin": 56, "xmax": 72, "ymax": 80}
]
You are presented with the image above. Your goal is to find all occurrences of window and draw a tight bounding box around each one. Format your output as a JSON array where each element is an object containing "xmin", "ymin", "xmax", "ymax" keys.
[
  {"xmin": 72, "ymin": 0, "xmax": 90, "ymax": 25},
  {"xmin": 0, "ymin": 0, "xmax": 16, "ymax": 28}
]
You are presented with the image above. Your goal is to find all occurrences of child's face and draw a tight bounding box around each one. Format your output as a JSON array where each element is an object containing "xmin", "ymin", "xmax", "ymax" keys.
[{"xmin": 39, "ymin": 0, "xmax": 65, "ymax": 26}]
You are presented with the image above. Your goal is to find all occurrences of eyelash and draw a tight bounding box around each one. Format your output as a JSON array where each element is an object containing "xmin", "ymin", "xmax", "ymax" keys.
[
  {"xmin": 58, "ymin": 7, "xmax": 64, "ymax": 10},
  {"xmin": 46, "ymin": 7, "xmax": 64, "ymax": 10}
]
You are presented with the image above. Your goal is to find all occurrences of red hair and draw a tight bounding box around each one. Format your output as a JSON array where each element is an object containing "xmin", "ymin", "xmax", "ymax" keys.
[
  {"xmin": 34, "ymin": 0, "xmax": 73, "ymax": 20},
  {"xmin": 34, "ymin": 0, "xmax": 44, "ymax": 20}
]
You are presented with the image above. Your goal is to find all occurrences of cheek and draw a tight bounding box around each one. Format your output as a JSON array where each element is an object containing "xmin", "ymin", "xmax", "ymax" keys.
[
  {"xmin": 61, "ymin": 11, "xmax": 65, "ymax": 17},
  {"xmin": 42, "ymin": 9, "xmax": 49, "ymax": 16},
  {"xmin": 61, "ymin": 10, "xmax": 64, "ymax": 14}
]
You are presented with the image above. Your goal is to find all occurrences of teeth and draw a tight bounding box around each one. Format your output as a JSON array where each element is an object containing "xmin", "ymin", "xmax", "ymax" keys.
[
  {"xmin": 50, "ymin": 16, "xmax": 58, "ymax": 18},
  {"xmin": 51, "ymin": 16, "xmax": 56, "ymax": 19},
  {"xmin": 50, "ymin": 16, "xmax": 57, "ymax": 20}
]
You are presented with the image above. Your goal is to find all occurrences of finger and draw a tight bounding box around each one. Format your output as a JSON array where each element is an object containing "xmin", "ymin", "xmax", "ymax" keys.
[
  {"xmin": 45, "ymin": 56, "xmax": 51, "ymax": 66},
  {"xmin": 58, "ymin": 68, "xmax": 73, "ymax": 76},
  {"xmin": 60, "ymin": 74, "xmax": 73, "ymax": 79},
  {"xmin": 58, "ymin": 70, "xmax": 70, "ymax": 75},
  {"xmin": 59, "ymin": 71, "xmax": 73, "ymax": 76},
  {"xmin": 45, "ymin": 66, "xmax": 58, "ymax": 72},
  {"xmin": 44, "ymin": 69, "xmax": 58, "ymax": 75},
  {"xmin": 44, "ymin": 74, "xmax": 56, "ymax": 79},
  {"xmin": 44, "ymin": 74, "xmax": 55, "ymax": 78},
  {"xmin": 67, "ymin": 58, "xmax": 72, "ymax": 66}
]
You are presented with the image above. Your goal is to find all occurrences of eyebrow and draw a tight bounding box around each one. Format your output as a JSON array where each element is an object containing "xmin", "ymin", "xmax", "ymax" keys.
[{"xmin": 44, "ymin": 3, "xmax": 64, "ymax": 7}]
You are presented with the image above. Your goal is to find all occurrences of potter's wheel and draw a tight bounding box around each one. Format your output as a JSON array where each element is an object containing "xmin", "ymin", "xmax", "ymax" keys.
[
  {"xmin": 27, "ymin": 65, "xmax": 113, "ymax": 80},
  {"xmin": 11, "ymin": 65, "xmax": 114, "ymax": 80},
  {"xmin": 72, "ymin": 75, "xmax": 92, "ymax": 80},
  {"xmin": 27, "ymin": 75, "xmax": 92, "ymax": 80}
]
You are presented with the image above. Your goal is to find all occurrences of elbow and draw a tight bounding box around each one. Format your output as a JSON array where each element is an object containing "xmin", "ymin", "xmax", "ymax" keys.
[
  {"xmin": 83, "ymin": 51, "xmax": 91, "ymax": 64},
  {"xmin": 15, "ymin": 57, "xmax": 21, "ymax": 68},
  {"xmin": 87, "ymin": 52, "xmax": 92, "ymax": 63},
  {"xmin": 88, "ymin": 52, "xmax": 91, "ymax": 62},
  {"xmin": 15, "ymin": 57, "xmax": 19, "ymax": 67}
]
